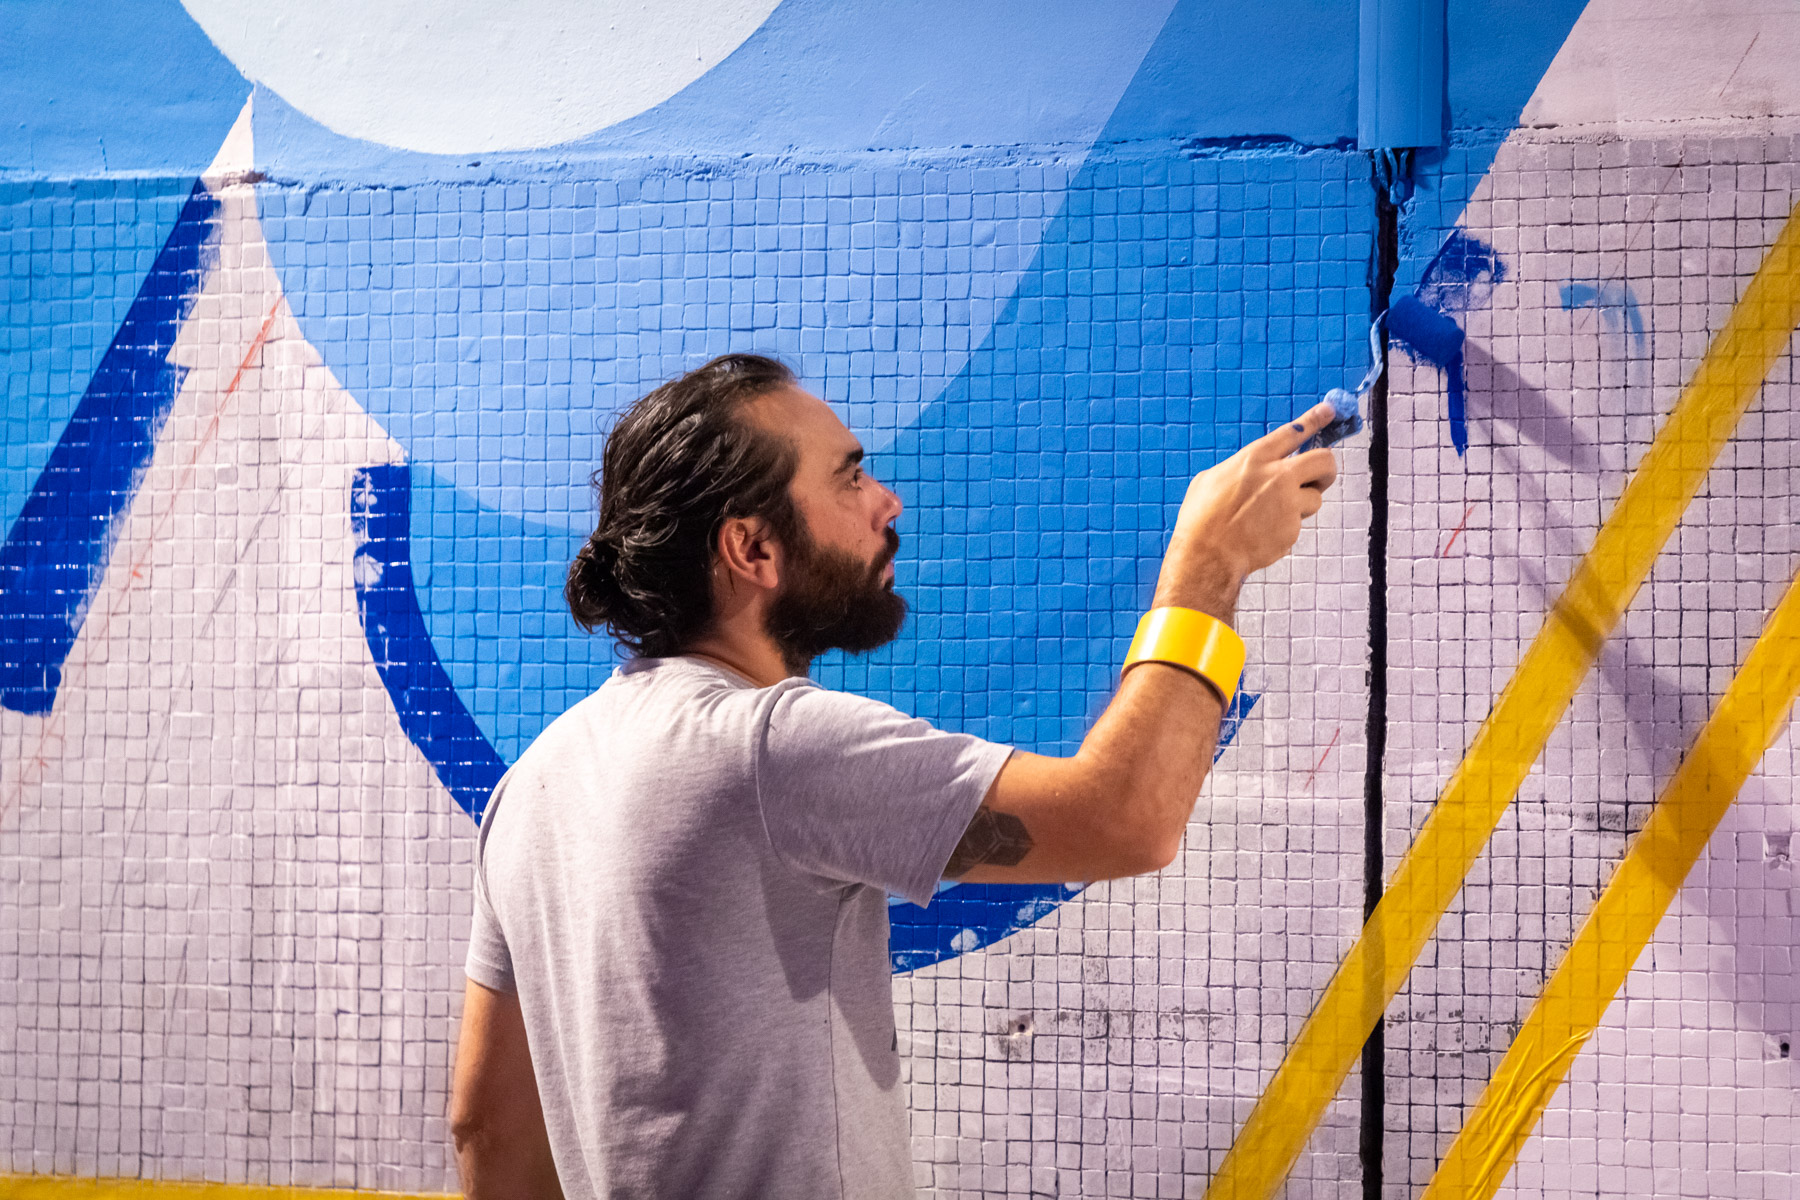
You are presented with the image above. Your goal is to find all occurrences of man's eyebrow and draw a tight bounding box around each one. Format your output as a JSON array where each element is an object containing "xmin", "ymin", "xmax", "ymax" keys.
[{"xmin": 836, "ymin": 448, "xmax": 866, "ymax": 474}]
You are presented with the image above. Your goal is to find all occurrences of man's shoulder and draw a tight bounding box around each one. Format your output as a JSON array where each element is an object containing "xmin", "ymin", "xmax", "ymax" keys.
[{"xmin": 515, "ymin": 656, "xmax": 810, "ymax": 765}]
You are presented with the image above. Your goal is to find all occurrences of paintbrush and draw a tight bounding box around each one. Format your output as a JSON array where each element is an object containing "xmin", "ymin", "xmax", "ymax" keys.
[{"xmin": 1297, "ymin": 316, "xmax": 1384, "ymax": 452}]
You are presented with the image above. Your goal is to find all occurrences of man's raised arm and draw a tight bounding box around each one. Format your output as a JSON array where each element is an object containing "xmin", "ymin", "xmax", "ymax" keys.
[{"xmin": 949, "ymin": 400, "xmax": 1340, "ymax": 884}]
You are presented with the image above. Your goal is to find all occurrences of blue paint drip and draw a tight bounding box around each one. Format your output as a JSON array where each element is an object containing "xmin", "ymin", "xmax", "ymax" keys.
[
  {"xmin": 1560, "ymin": 279, "xmax": 1646, "ymax": 352},
  {"xmin": 0, "ymin": 180, "xmax": 219, "ymax": 714},
  {"xmin": 1416, "ymin": 230, "xmax": 1507, "ymax": 313},
  {"xmin": 888, "ymin": 686, "xmax": 1258, "ymax": 973},
  {"xmin": 351, "ymin": 464, "xmax": 509, "ymax": 820},
  {"xmin": 1388, "ymin": 293, "xmax": 1468, "ymax": 456}
]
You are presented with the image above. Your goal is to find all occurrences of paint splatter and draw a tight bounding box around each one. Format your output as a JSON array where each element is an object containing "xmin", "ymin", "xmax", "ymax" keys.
[
  {"xmin": 351, "ymin": 464, "xmax": 508, "ymax": 820},
  {"xmin": 0, "ymin": 181, "xmax": 221, "ymax": 714},
  {"xmin": 1417, "ymin": 230, "xmax": 1507, "ymax": 313},
  {"xmin": 1388, "ymin": 294, "xmax": 1469, "ymax": 456},
  {"xmin": 1560, "ymin": 279, "xmax": 1646, "ymax": 351}
]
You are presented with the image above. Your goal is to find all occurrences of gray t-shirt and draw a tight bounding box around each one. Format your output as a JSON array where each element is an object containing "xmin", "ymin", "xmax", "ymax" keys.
[{"xmin": 465, "ymin": 656, "xmax": 1012, "ymax": 1200}]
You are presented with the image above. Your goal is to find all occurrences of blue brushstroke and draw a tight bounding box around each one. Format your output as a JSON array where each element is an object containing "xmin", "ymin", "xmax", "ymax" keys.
[
  {"xmin": 351, "ymin": 464, "xmax": 508, "ymax": 820},
  {"xmin": 1388, "ymin": 292, "xmax": 1469, "ymax": 456},
  {"xmin": 0, "ymin": 180, "xmax": 219, "ymax": 714},
  {"xmin": 1416, "ymin": 230, "xmax": 1507, "ymax": 313},
  {"xmin": 888, "ymin": 687, "xmax": 1258, "ymax": 973},
  {"xmin": 1560, "ymin": 279, "xmax": 1646, "ymax": 352}
]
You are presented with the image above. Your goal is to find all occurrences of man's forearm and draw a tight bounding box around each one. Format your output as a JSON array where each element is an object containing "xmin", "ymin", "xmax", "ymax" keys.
[
  {"xmin": 1149, "ymin": 537, "xmax": 1244, "ymax": 624},
  {"xmin": 455, "ymin": 1120, "xmax": 565, "ymax": 1200}
]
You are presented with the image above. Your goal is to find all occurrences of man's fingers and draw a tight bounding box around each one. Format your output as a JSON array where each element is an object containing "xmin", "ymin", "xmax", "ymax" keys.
[
  {"xmin": 1290, "ymin": 447, "xmax": 1338, "ymax": 492},
  {"xmin": 1253, "ymin": 400, "xmax": 1338, "ymax": 459},
  {"xmin": 1298, "ymin": 487, "xmax": 1325, "ymax": 519}
]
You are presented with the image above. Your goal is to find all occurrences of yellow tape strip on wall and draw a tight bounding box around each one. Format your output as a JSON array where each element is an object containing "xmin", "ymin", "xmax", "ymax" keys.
[
  {"xmin": 1421, "ymin": 560, "xmax": 1800, "ymax": 1198},
  {"xmin": 0, "ymin": 1178, "xmax": 453, "ymax": 1200},
  {"xmin": 1202, "ymin": 200, "xmax": 1800, "ymax": 1200}
]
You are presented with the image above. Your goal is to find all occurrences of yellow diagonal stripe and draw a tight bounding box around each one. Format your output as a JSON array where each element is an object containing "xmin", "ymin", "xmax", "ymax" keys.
[
  {"xmin": 1423, "ymin": 564, "xmax": 1800, "ymax": 1199},
  {"xmin": 0, "ymin": 1176, "xmax": 454, "ymax": 1200},
  {"xmin": 1201, "ymin": 200, "xmax": 1800, "ymax": 1200}
]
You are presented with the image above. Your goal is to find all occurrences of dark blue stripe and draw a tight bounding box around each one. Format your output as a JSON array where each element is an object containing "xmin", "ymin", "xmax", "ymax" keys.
[
  {"xmin": 0, "ymin": 181, "xmax": 220, "ymax": 713},
  {"xmin": 351, "ymin": 464, "xmax": 508, "ymax": 820},
  {"xmin": 889, "ymin": 685, "xmax": 1258, "ymax": 973}
]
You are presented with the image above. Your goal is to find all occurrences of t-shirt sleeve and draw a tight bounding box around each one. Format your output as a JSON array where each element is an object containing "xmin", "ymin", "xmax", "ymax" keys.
[
  {"xmin": 755, "ymin": 682, "xmax": 1014, "ymax": 908},
  {"xmin": 464, "ymin": 787, "xmax": 517, "ymax": 993}
]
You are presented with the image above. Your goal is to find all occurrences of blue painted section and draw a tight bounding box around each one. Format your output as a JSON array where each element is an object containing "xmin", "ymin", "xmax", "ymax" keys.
[
  {"xmin": 408, "ymin": 467, "xmax": 608, "ymax": 764},
  {"xmin": 1560, "ymin": 279, "xmax": 1646, "ymax": 351},
  {"xmin": 258, "ymin": 0, "xmax": 1383, "ymax": 776},
  {"xmin": 890, "ymin": 883, "xmax": 1086, "ymax": 973},
  {"xmin": 350, "ymin": 464, "xmax": 509, "ymax": 820},
  {"xmin": 0, "ymin": 0, "xmax": 248, "ymax": 179},
  {"xmin": 1388, "ymin": 292, "xmax": 1468, "ymax": 456},
  {"xmin": 0, "ymin": 181, "xmax": 219, "ymax": 714},
  {"xmin": 1359, "ymin": 0, "xmax": 1449, "ymax": 150}
]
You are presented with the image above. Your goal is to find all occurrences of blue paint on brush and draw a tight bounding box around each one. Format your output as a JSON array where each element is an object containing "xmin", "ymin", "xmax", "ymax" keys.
[
  {"xmin": 888, "ymin": 685, "xmax": 1258, "ymax": 973},
  {"xmin": 0, "ymin": 180, "xmax": 219, "ymax": 714},
  {"xmin": 1300, "ymin": 387, "xmax": 1365, "ymax": 452},
  {"xmin": 1388, "ymin": 293, "xmax": 1468, "ymax": 456},
  {"xmin": 351, "ymin": 464, "xmax": 509, "ymax": 820},
  {"xmin": 1417, "ymin": 230, "xmax": 1507, "ymax": 313},
  {"xmin": 1561, "ymin": 279, "xmax": 1646, "ymax": 352}
]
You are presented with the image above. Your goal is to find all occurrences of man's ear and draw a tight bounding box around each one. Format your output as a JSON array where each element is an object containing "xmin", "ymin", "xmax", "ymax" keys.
[{"xmin": 714, "ymin": 515, "xmax": 782, "ymax": 594}]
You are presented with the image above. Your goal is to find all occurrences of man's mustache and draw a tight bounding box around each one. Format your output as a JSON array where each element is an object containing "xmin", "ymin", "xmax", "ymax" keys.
[{"xmin": 873, "ymin": 526, "xmax": 901, "ymax": 576}]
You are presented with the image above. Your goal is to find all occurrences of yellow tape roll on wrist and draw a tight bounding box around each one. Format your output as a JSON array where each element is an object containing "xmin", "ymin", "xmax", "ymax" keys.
[{"xmin": 1121, "ymin": 606, "xmax": 1244, "ymax": 704}]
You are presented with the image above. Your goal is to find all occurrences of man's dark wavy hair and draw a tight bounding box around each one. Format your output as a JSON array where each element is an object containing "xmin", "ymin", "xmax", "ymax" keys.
[{"xmin": 566, "ymin": 353, "xmax": 802, "ymax": 657}]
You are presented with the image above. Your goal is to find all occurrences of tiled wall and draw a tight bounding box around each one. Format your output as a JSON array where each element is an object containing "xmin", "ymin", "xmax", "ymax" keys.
[{"xmin": 4, "ymin": 2, "xmax": 1800, "ymax": 1197}]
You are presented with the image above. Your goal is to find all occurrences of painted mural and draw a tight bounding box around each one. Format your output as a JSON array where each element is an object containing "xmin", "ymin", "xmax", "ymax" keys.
[{"xmin": 3, "ymin": 0, "xmax": 1799, "ymax": 1195}]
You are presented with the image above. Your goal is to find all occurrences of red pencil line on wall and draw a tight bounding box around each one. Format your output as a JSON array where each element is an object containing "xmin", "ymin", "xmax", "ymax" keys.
[
  {"xmin": 1303, "ymin": 727, "xmax": 1341, "ymax": 793},
  {"xmin": 125, "ymin": 296, "xmax": 285, "ymax": 588},
  {"xmin": 1441, "ymin": 503, "xmax": 1478, "ymax": 558}
]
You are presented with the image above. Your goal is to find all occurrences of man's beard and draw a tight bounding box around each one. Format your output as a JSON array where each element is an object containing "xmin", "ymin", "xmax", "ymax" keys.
[{"xmin": 766, "ymin": 523, "xmax": 907, "ymax": 674}]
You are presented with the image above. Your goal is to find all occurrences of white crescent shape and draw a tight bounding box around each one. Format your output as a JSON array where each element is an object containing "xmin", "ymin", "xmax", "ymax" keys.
[{"xmin": 179, "ymin": 0, "xmax": 782, "ymax": 154}]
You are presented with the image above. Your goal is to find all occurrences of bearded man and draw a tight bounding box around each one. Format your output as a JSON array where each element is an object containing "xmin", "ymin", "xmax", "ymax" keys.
[{"xmin": 449, "ymin": 354, "xmax": 1339, "ymax": 1199}]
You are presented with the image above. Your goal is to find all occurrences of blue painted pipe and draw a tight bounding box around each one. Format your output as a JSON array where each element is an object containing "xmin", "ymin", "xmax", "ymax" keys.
[{"xmin": 1358, "ymin": 0, "xmax": 1447, "ymax": 150}]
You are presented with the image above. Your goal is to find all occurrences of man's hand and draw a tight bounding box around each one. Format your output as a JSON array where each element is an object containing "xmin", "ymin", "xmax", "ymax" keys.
[
  {"xmin": 1153, "ymin": 399, "xmax": 1341, "ymax": 617},
  {"xmin": 945, "ymin": 400, "xmax": 1341, "ymax": 885}
]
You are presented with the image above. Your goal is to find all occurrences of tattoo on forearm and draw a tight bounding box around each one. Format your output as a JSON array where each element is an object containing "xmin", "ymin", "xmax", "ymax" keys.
[{"xmin": 943, "ymin": 807, "xmax": 1034, "ymax": 878}]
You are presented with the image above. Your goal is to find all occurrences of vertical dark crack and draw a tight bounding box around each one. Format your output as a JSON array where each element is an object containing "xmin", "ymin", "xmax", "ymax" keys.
[{"xmin": 1360, "ymin": 154, "xmax": 1403, "ymax": 1200}]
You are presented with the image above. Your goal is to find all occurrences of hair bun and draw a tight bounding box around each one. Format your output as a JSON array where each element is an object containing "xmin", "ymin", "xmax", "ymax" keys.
[{"xmin": 565, "ymin": 532, "xmax": 632, "ymax": 633}]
